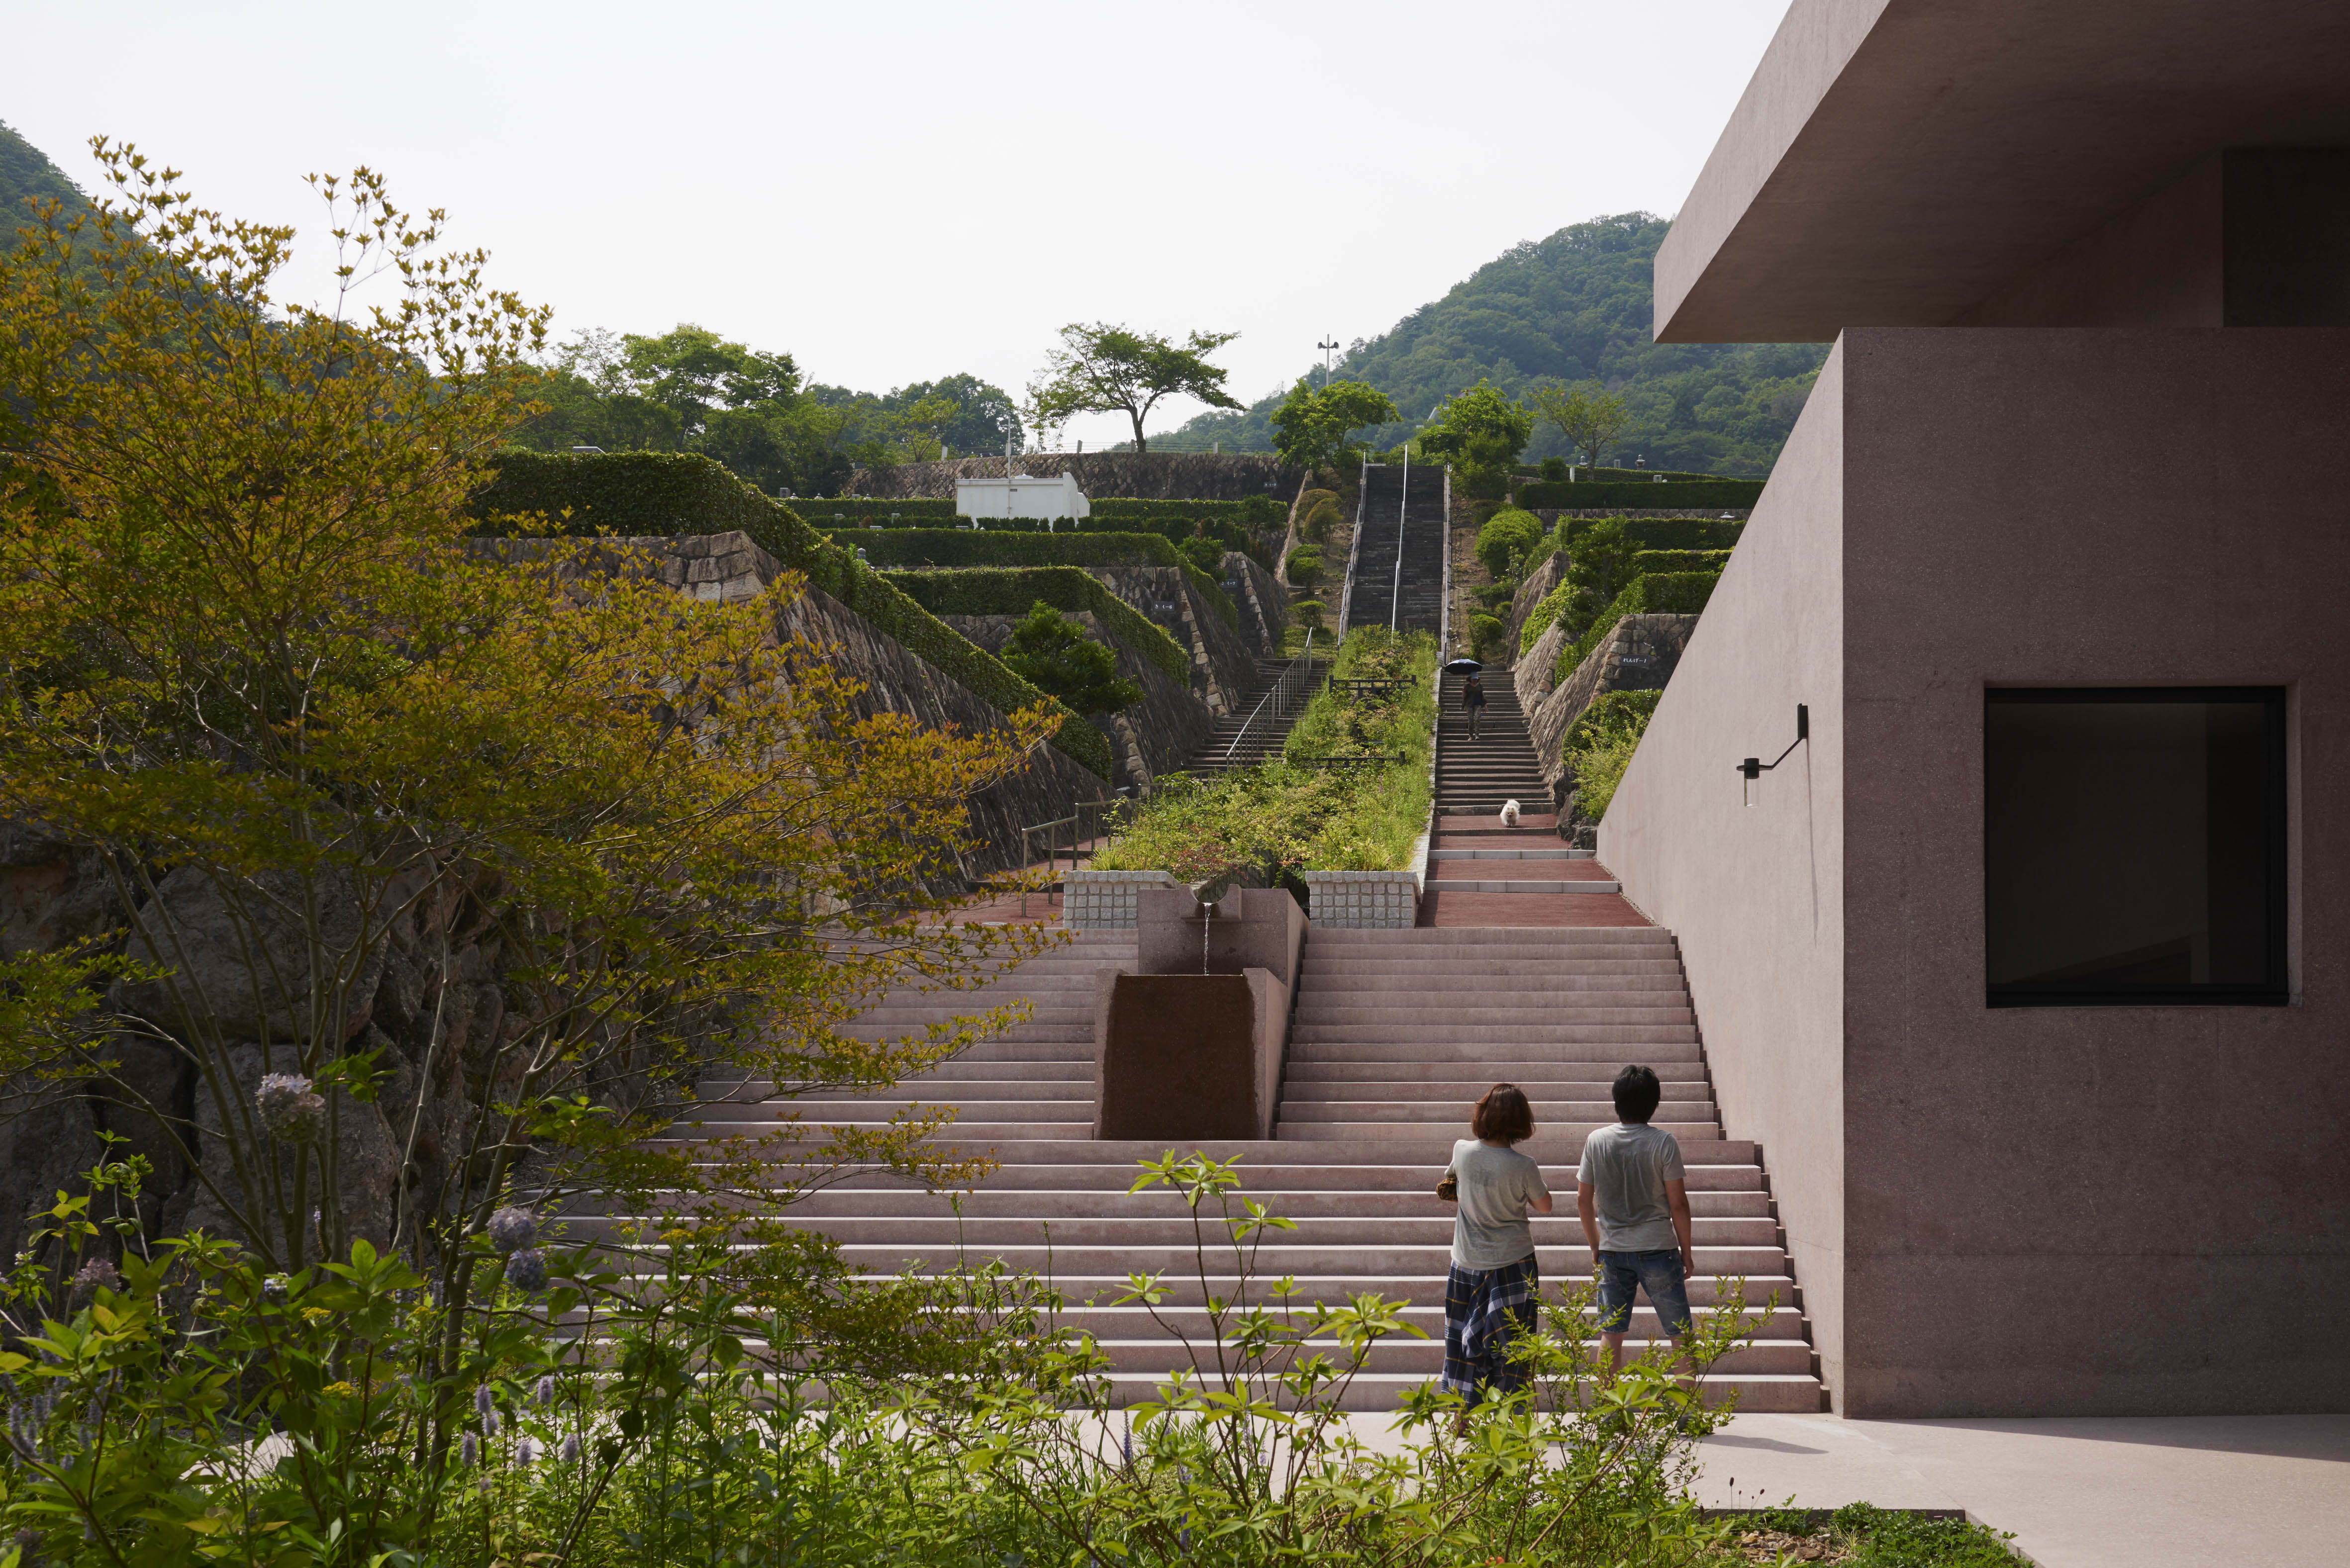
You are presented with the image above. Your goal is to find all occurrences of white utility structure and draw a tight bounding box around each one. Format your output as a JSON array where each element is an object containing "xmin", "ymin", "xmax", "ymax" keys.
[{"xmin": 953, "ymin": 469, "xmax": 1091, "ymax": 522}]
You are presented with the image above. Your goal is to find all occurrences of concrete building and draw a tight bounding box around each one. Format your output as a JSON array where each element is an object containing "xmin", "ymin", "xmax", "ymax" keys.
[
  {"xmin": 954, "ymin": 470, "xmax": 1090, "ymax": 522},
  {"xmin": 1601, "ymin": 0, "xmax": 2350, "ymax": 1417}
]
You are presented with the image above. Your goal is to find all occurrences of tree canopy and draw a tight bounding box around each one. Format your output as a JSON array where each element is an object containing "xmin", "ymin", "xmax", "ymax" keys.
[
  {"xmin": 1271, "ymin": 376, "xmax": 1399, "ymax": 472},
  {"xmin": 1027, "ymin": 322, "xmax": 1241, "ymax": 455},
  {"xmin": 1526, "ymin": 380, "xmax": 1636, "ymax": 469},
  {"xmin": 1417, "ymin": 380, "xmax": 1533, "ymax": 499}
]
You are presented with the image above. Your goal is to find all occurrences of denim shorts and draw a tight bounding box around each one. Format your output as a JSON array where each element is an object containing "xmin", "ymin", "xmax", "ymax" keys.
[{"xmin": 1595, "ymin": 1248, "xmax": 1695, "ymax": 1337}]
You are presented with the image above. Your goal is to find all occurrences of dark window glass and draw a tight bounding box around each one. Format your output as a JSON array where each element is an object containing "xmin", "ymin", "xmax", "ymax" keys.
[{"xmin": 1984, "ymin": 688, "xmax": 2286, "ymax": 1007}]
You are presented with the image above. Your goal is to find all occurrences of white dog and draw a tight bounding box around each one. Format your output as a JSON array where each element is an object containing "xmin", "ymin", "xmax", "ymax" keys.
[{"xmin": 1500, "ymin": 798, "xmax": 1522, "ymax": 828}]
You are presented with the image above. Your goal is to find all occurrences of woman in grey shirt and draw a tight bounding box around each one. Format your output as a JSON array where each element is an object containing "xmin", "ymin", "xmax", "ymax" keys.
[{"xmin": 1439, "ymin": 1083, "xmax": 1554, "ymax": 1419}]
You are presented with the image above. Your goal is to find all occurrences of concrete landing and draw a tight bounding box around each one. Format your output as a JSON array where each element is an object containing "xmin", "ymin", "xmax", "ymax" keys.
[{"xmin": 1692, "ymin": 1412, "xmax": 2350, "ymax": 1568}]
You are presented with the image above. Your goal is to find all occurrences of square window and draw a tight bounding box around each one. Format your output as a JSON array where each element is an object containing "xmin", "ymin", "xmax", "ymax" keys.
[{"xmin": 1984, "ymin": 687, "xmax": 2286, "ymax": 1007}]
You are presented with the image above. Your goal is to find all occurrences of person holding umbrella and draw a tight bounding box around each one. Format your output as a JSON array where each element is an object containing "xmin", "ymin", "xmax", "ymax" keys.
[{"xmin": 1445, "ymin": 656, "xmax": 1487, "ymax": 740}]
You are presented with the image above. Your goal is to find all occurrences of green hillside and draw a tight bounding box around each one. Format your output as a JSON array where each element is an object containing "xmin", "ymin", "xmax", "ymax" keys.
[
  {"xmin": 0, "ymin": 120, "xmax": 96, "ymax": 246},
  {"xmin": 1151, "ymin": 213, "xmax": 1828, "ymax": 478}
]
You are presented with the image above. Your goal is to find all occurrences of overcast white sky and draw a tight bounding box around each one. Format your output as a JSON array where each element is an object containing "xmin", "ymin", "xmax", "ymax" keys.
[{"xmin": 5, "ymin": 0, "xmax": 1791, "ymax": 448}]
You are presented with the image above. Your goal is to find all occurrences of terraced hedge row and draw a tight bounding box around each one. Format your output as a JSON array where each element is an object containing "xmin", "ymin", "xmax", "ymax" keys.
[
  {"xmin": 881, "ymin": 567, "xmax": 1191, "ymax": 687},
  {"xmin": 1555, "ymin": 571, "xmax": 1723, "ymax": 681},
  {"xmin": 828, "ymin": 529, "xmax": 1184, "ymax": 570},
  {"xmin": 469, "ymin": 450, "xmax": 1114, "ymax": 779}
]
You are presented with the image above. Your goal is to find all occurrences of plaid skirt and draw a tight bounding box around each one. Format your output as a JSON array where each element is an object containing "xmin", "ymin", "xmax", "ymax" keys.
[{"xmin": 1442, "ymin": 1254, "xmax": 1541, "ymax": 1404}]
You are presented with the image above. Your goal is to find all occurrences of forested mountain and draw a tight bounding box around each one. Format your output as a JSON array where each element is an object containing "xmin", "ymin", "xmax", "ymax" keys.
[
  {"xmin": 1149, "ymin": 213, "xmax": 1828, "ymax": 477},
  {"xmin": 0, "ymin": 120, "xmax": 97, "ymax": 246}
]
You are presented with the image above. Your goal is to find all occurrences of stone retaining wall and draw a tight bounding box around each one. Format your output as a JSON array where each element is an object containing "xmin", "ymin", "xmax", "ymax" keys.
[{"xmin": 1300, "ymin": 870, "xmax": 1419, "ymax": 929}]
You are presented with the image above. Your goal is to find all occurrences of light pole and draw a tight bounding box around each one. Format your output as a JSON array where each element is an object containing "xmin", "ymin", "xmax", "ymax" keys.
[{"xmin": 1317, "ymin": 337, "xmax": 1340, "ymax": 389}]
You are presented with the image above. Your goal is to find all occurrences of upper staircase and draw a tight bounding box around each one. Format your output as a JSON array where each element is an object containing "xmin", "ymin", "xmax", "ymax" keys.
[{"xmin": 1345, "ymin": 463, "xmax": 1447, "ymax": 637}]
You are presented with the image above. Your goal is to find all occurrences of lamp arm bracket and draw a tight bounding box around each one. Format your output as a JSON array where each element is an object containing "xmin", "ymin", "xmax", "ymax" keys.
[{"xmin": 1734, "ymin": 703, "xmax": 1810, "ymax": 779}]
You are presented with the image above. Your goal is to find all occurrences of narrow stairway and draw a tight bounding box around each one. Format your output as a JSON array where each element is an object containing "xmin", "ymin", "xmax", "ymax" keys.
[
  {"xmin": 629, "ymin": 926, "xmax": 1825, "ymax": 1413},
  {"xmin": 1435, "ymin": 669, "xmax": 1553, "ymax": 817},
  {"xmin": 1184, "ymin": 655, "xmax": 1329, "ymax": 775},
  {"xmin": 1345, "ymin": 463, "xmax": 1447, "ymax": 637}
]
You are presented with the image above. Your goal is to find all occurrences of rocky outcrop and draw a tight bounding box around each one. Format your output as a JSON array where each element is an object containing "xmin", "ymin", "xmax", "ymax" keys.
[
  {"xmin": 1521, "ymin": 613, "xmax": 1702, "ymax": 810},
  {"xmin": 846, "ymin": 453, "xmax": 1302, "ymax": 502}
]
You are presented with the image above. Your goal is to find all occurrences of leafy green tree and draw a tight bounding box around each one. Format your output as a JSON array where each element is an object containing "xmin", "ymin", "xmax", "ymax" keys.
[
  {"xmin": 1027, "ymin": 322, "xmax": 1241, "ymax": 455},
  {"xmin": 1284, "ymin": 547, "xmax": 1324, "ymax": 591},
  {"xmin": 1474, "ymin": 506, "xmax": 1545, "ymax": 580},
  {"xmin": 1417, "ymin": 380, "xmax": 1533, "ymax": 499},
  {"xmin": 890, "ymin": 372, "xmax": 1024, "ymax": 455},
  {"xmin": 998, "ymin": 601, "xmax": 1144, "ymax": 714},
  {"xmin": 1271, "ymin": 376, "xmax": 1400, "ymax": 471},
  {"xmin": 1528, "ymin": 379, "xmax": 1636, "ymax": 469},
  {"xmin": 621, "ymin": 322, "xmax": 801, "ymax": 435},
  {"xmin": 1558, "ymin": 517, "xmax": 1640, "ymax": 641}
]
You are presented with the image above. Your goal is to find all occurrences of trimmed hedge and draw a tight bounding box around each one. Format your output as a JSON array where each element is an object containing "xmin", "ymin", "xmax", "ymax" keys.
[
  {"xmin": 1548, "ymin": 516, "xmax": 1745, "ymax": 552},
  {"xmin": 1555, "ymin": 571, "xmax": 1722, "ymax": 682},
  {"xmin": 1629, "ymin": 548, "xmax": 1733, "ymax": 575},
  {"xmin": 1514, "ymin": 479, "xmax": 1762, "ymax": 509},
  {"xmin": 1520, "ymin": 578, "xmax": 1577, "ymax": 653},
  {"xmin": 804, "ymin": 494, "xmax": 1287, "ymax": 530},
  {"xmin": 470, "ymin": 450, "xmax": 1114, "ymax": 780},
  {"xmin": 824, "ymin": 529, "xmax": 1183, "ymax": 570},
  {"xmin": 880, "ymin": 567, "xmax": 1190, "ymax": 687}
]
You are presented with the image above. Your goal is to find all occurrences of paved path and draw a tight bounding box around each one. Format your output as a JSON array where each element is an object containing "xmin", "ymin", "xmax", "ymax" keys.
[{"xmin": 1691, "ymin": 1412, "xmax": 2350, "ymax": 1567}]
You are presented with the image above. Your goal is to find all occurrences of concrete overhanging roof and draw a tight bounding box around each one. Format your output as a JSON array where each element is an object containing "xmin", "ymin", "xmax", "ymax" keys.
[{"xmin": 1655, "ymin": 0, "xmax": 2350, "ymax": 343}]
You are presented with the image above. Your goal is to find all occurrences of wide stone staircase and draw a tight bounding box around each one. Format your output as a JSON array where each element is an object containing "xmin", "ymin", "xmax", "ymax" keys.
[
  {"xmin": 1435, "ymin": 668, "xmax": 1554, "ymax": 817},
  {"xmin": 1345, "ymin": 463, "xmax": 1447, "ymax": 637},
  {"xmin": 637, "ymin": 925, "xmax": 1826, "ymax": 1413}
]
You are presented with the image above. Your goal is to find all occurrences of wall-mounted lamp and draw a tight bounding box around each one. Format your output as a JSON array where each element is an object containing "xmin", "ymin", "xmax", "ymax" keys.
[{"xmin": 1735, "ymin": 704, "xmax": 1809, "ymax": 806}]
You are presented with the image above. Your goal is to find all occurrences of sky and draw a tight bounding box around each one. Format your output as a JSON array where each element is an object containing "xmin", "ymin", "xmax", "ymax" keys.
[{"xmin": 4, "ymin": 0, "xmax": 1793, "ymax": 449}]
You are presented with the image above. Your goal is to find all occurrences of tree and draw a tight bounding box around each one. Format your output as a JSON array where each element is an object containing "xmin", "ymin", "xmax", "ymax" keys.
[
  {"xmin": 998, "ymin": 602, "xmax": 1143, "ymax": 714},
  {"xmin": 1284, "ymin": 547, "xmax": 1324, "ymax": 591},
  {"xmin": 1528, "ymin": 379, "xmax": 1637, "ymax": 469},
  {"xmin": 0, "ymin": 146, "xmax": 1056, "ymax": 1305},
  {"xmin": 1178, "ymin": 535, "xmax": 1226, "ymax": 576},
  {"xmin": 1271, "ymin": 377, "xmax": 1400, "ymax": 472},
  {"xmin": 890, "ymin": 372, "xmax": 1024, "ymax": 456},
  {"xmin": 1417, "ymin": 380, "xmax": 1534, "ymax": 499},
  {"xmin": 1027, "ymin": 322, "xmax": 1241, "ymax": 455}
]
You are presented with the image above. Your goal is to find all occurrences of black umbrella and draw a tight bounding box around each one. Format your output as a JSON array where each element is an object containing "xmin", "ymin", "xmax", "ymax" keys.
[{"xmin": 1443, "ymin": 658, "xmax": 1482, "ymax": 672}]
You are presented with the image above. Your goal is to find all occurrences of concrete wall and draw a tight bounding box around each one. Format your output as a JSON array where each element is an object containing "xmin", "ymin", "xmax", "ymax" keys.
[
  {"xmin": 1606, "ymin": 329, "xmax": 2350, "ymax": 1416},
  {"xmin": 1600, "ymin": 341, "xmax": 1850, "ymax": 1397}
]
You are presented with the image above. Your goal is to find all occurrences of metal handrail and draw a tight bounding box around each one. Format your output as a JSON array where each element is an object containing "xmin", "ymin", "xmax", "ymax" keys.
[
  {"xmin": 1016, "ymin": 796, "xmax": 1133, "ymax": 916},
  {"xmin": 1336, "ymin": 452, "xmax": 1368, "ymax": 632},
  {"xmin": 1220, "ymin": 629, "xmax": 1323, "ymax": 764}
]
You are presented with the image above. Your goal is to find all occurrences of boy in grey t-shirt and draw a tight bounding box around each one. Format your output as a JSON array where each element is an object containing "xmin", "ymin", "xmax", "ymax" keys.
[{"xmin": 1576, "ymin": 1064, "xmax": 1696, "ymax": 1374}]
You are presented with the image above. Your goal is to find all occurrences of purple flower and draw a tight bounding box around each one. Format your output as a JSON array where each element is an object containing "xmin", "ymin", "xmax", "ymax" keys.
[
  {"xmin": 254, "ymin": 1074, "xmax": 326, "ymax": 1143},
  {"xmin": 534, "ymin": 1376, "xmax": 556, "ymax": 1408},
  {"xmin": 70, "ymin": 1257, "xmax": 120, "ymax": 1294},
  {"xmin": 560, "ymin": 1430, "xmax": 583, "ymax": 1465},
  {"xmin": 513, "ymin": 1435, "xmax": 538, "ymax": 1467},
  {"xmin": 459, "ymin": 1431, "xmax": 478, "ymax": 1466},
  {"xmin": 482, "ymin": 1408, "xmax": 500, "ymax": 1437},
  {"xmin": 485, "ymin": 1206, "xmax": 536, "ymax": 1254},
  {"xmin": 474, "ymin": 1385, "xmax": 494, "ymax": 1418},
  {"xmin": 503, "ymin": 1249, "xmax": 547, "ymax": 1293}
]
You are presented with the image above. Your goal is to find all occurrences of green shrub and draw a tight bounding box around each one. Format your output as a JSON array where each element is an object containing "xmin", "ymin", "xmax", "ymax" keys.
[
  {"xmin": 1285, "ymin": 547, "xmax": 1324, "ymax": 591},
  {"xmin": 1550, "ymin": 515, "xmax": 1745, "ymax": 552},
  {"xmin": 825, "ymin": 528, "xmax": 1182, "ymax": 569},
  {"xmin": 1469, "ymin": 612, "xmax": 1507, "ymax": 660},
  {"xmin": 999, "ymin": 600, "xmax": 1145, "ymax": 714},
  {"xmin": 1293, "ymin": 598, "xmax": 1327, "ymax": 633},
  {"xmin": 1563, "ymin": 689, "xmax": 1661, "ymax": 821},
  {"xmin": 1629, "ymin": 548, "xmax": 1733, "ymax": 575},
  {"xmin": 1513, "ymin": 478, "xmax": 1762, "ymax": 508},
  {"xmin": 1555, "ymin": 570, "xmax": 1721, "ymax": 681},
  {"xmin": 1178, "ymin": 534, "xmax": 1225, "ymax": 575},
  {"xmin": 471, "ymin": 450, "xmax": 1114, "ymax": 779},
  {"xmin": 880, "ymin": 566, "xmax": 1189, "ymax": 685},
  {"xmin": 1474, "ymin": 505, "xmax": 1545, "ymax": 579},
  {"xmin": 1301, "ymin": 494, "xmax": 1345, "ymax": 544}
]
